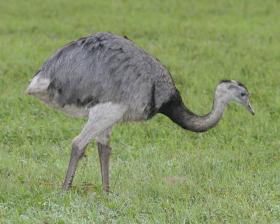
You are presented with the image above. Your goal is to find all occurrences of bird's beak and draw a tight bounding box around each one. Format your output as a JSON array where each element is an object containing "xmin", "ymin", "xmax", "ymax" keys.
[{"xmin": 247, "ymin": 100, "xmax": 255, "ymax": 115}]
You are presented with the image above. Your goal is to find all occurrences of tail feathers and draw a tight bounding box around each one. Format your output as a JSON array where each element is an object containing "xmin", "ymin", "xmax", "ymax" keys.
[{"xmin": 26, "ymin": 73, "xmax": 50, "ymax": 95}]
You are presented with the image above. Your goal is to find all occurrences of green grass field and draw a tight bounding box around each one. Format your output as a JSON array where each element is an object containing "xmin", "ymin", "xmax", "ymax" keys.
[{"xmin": 0, "ymin": 0, "xmax": 279, "ymax": 223}]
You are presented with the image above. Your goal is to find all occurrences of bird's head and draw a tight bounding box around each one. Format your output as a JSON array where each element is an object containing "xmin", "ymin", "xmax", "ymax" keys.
[{"xmin": 216, "ymin": 80, "xmax": 255, "ymax": 115}]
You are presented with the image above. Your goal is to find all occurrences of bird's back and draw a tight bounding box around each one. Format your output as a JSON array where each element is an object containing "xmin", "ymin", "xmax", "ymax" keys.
[{"xmin": 30, "ymin": 32, "xmax": 178, "ymax": 120}]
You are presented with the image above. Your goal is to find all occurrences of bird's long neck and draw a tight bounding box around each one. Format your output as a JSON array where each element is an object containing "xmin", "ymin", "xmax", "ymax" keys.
[{"xmin": 160, "ymin": 93, "xmax": 226, "ymax": 132}]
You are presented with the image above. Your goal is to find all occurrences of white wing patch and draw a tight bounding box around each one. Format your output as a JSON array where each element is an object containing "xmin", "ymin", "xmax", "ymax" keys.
[{"xmin": 26, "ymin": 74, "xmax": 50, "ymax": 95}]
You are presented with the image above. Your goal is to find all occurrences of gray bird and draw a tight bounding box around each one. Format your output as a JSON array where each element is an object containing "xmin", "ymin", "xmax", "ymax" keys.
[{"xmin": 26, "ymin": 32, "xmax": 255, "ymax": 193}]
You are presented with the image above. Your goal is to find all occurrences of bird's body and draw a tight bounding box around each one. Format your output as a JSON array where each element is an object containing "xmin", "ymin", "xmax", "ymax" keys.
[
  {"xmin": 27, "ymin": 32, "xmax": 254, "ymax": 192},
  {"xmin": 30, "ymin": 32, "xmax": 177, "ymax": 121}
]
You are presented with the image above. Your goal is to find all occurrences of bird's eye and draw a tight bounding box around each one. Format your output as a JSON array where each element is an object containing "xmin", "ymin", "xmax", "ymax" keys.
[{"xmin": 240, "ymin": 92, "xmax": 246, "ymax": 97}]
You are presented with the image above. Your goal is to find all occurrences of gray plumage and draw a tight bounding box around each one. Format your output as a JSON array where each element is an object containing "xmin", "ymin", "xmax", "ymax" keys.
[
  {"xmin": 38, "ymin": 32, "xmax": 176, "ymax": 121},
  {"xmin": 26, "ymin": 32, "xmax": 254, "ymax": 192}
]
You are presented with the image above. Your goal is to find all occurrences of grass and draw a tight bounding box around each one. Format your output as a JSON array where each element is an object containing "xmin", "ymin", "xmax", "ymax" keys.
[{"xmin": 0, "ymin": 0, "xmax": 279, "ymax": 223}]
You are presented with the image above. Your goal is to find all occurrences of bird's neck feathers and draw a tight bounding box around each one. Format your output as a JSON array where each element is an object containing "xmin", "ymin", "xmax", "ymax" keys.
[{"xmin": 160, "ymin": 93, "xmax": 226, "ymax": 132}]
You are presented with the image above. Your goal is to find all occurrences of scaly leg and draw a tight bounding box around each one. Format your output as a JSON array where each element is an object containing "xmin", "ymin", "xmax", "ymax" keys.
[
  {"xmin": 63, "ymin": 141, "xmax": 86, "ymax": 190},
  {"xmin": 62, "ymin": 102, "xmax": 127, "ymax": 191},
  {"xmin": 97, "ymin": 143, "xmax": 111, "ymax": 193}
]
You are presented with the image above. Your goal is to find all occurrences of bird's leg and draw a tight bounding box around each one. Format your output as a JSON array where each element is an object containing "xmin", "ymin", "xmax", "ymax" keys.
[
  {"xmin": 97, "ymin": 143, "xmax": 111, "ymax": 193},
  {"xmin": 62, "ymin": 102, "xmax": 127, "ymax": 191},
  {"xmin": 63, "ymin": 140, "xmax": 86, "ymax": 190},
  {"xmin": 96, "ymin": 128, "xmax": 112, "ymax": 193}
]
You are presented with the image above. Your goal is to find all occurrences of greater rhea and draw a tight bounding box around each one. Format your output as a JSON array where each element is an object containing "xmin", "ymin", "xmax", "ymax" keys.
[{"xmin": 26, "ymin": 32, "xmax": 254, "ymax": 192}]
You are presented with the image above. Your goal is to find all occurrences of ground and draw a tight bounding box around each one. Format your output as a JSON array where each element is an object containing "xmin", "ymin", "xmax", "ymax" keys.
[{"xmin": 0, "ymin": 0, "xmax": 279, "ymax": 223}]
